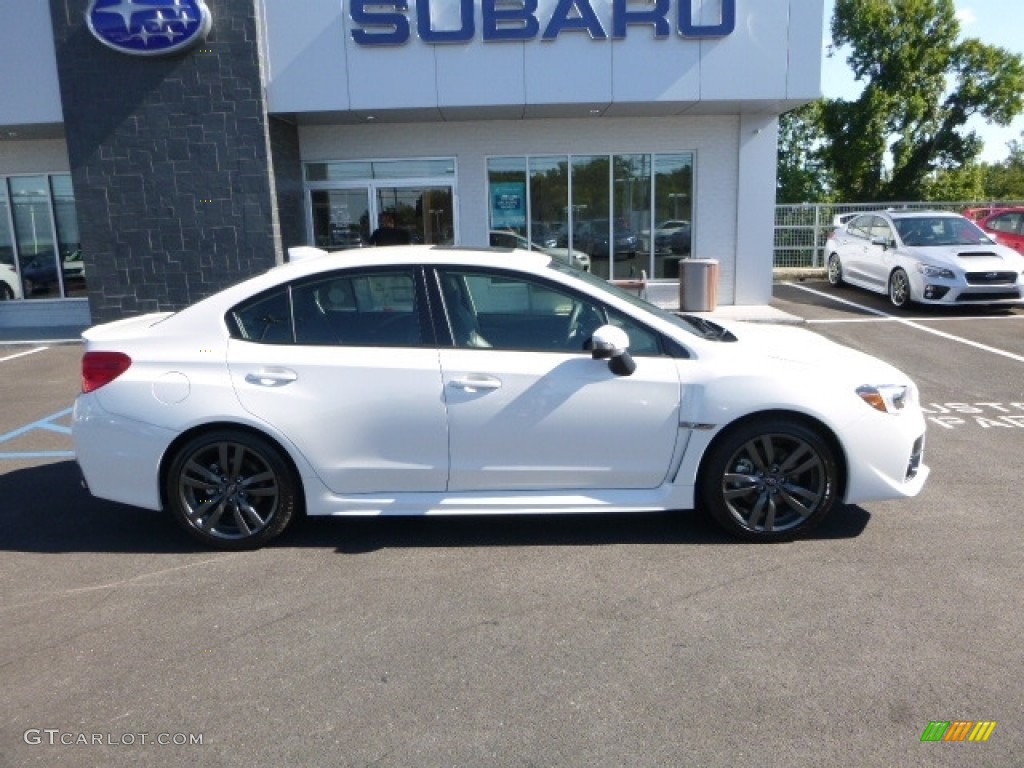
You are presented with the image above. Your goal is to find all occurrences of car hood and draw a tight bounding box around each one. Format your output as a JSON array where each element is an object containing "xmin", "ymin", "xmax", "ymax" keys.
[
  {"xmin": 704, "ymin": 320, "xmax": 910, "ymax": 383},
  {"xmin": 900, "ymin": 243, "xmax": 1024, "ymax": 271}
]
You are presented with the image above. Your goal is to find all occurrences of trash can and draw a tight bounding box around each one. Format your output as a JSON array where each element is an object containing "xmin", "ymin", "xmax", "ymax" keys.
[{"xmin": 678, "ymin": 258, "xmax": 719, "ymax": 312}]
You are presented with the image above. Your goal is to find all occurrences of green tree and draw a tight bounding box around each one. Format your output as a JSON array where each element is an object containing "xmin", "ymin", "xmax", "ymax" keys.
[
  {"xmin": 923, "ymin": 162, "xmax": 984, "ymax": 201},
  {"xmin": 821, "ymin": 0, "xmax": 1024, "ymax": 201},
  {"xmin": 980, "ymin": 133, "xmax": 1024, "ymax": 199},
  {"xmin": 777, "ymin": 102, "xmax": 832, "ymax": 203}
]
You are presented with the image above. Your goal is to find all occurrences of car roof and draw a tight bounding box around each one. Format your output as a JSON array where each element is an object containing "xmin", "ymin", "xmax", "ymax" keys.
[
  {"xmin": 289, "ymin": 244, "xmax": 549, "ymax": 274},
  {"xmin": 214, "ymin": 245, "xmax": 549, "ymax": 301},
  {"xmin": 851, "ymin": 210, "xmax": 964, "ymax": 221},
  {"xmin": 979, "ymin": 206, "xmax": 1024, "ymax": 217}
]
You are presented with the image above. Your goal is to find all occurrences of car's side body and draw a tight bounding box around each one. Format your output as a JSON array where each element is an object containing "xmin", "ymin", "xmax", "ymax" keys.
[{"xmin": 73, "ymin": 246, "xmax": 929, "ymax": 548}]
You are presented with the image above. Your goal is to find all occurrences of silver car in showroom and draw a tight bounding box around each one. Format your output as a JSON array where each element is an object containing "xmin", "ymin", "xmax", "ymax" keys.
[{"xmin": 825, "ymin": 210, "xmax": 1024, "ymax": 308}]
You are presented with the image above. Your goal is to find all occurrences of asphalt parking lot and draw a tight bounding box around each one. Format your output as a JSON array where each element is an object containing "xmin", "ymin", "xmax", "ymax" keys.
[{"xmin": 2, "ymin": 282, "xmax": 1023, "ymax": 767}]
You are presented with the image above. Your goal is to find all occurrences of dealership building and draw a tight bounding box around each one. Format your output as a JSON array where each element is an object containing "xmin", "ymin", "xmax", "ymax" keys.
[{"xmin": 0, "ymin": 0, "xmax": 823, "ymax": 328}]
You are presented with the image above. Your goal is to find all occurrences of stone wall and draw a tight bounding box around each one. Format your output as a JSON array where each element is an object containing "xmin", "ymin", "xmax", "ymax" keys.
[{"xmin": 47, "ymin": 0, "xmax": 300, "ymax": 322}]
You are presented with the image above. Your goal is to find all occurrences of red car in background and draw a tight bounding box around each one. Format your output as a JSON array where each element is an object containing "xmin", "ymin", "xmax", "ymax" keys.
[{"xmin": 969, "ymin": 207, "xmax": 1024, "ymax": 255}]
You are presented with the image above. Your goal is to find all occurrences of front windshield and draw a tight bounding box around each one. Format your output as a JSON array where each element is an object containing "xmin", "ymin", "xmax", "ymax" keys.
[
  {"xmin": 893, "ymin": 216, "xmax": 995, "ymax": 247},
  {"xmin": 547, "ymin": 260, "xmax": 723, "ymax": 339}
]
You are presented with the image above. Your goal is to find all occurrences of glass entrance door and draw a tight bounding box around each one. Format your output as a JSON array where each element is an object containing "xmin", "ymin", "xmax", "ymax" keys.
[
  {"xmin": 310, "ymin": 185, "xmax": 455, "ymax": 250},
  {"xmin": 311, "ymin": 188, "xmax": 371, "ymax": 250},
  {"xmin": 375, "ymin": 186, "xmax": 453, "ymax": 246}
]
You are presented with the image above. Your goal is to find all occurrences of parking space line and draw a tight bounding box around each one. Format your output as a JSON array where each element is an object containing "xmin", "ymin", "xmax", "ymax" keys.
[
  {"xmin": 0, "ymin": 346, "xmax": 49, "ymax": 363},
  {"xmin": 0, "ymin": 407, "xmax": 75, "ymax": 460},
  {"xmin": 785, "ymin": 282, "xmax": 1024, "ymax": 364}
]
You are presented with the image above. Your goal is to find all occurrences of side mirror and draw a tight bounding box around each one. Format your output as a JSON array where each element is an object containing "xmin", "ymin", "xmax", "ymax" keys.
[{"xmin": 590, "ymin": 324, "xmax": 636, "ymax": 376}]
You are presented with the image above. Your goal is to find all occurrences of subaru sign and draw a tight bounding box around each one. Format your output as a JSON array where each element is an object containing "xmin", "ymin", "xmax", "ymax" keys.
[
  {"xmin": 350, "ymin": 0, "xmax": 736, "ymax": 46},
  {"xmin": 86, "ymin": 0, "xmax": 213, "ymax": 56}
]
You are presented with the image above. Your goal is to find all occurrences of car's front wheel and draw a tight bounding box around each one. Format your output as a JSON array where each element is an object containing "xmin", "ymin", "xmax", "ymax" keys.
[
  {"xmin": 888, "ymin": 268, "xmax": 912, "ymax": 308},
  {"xmin": 827, "ymin": 253, "xmax": 843, "ymax": 286},
  {"xmin": 699, "ymin": 418, "xmax": 839, "ymax": 542},
  {"xmin": 164, "ymin": 429, "xmax": 299, "ymax": 550},
  {"xmin": 0, "ymin": 282, "xmax": 13, "ymax": 300}
]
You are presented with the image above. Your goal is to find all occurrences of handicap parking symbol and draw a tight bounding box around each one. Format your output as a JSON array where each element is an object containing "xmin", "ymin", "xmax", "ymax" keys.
[{"xmin": 0, "ymin": 407, "xmax": 75, "ymax": 460}]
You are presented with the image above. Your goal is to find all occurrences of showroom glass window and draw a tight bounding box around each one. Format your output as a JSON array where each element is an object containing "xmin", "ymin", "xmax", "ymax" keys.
[
  {"xmin": 1, "ymin": 174, "xmax": 83, "ymax": 300},
  {"xmin": 487, "ymin": 153, "xmax": 693, "ymax": 280}
]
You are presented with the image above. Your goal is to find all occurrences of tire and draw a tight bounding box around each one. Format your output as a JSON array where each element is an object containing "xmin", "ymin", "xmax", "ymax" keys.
[
  {"xmin": 888, "ymin": 268, "xmax": 912, "ymax": 308},
  {"xmin": 0, "ymin": 282, "xmax": 13, "ymax": 300},
  {"xmin": 699, "ymin": 418, "xmax": 839, "ymax": 542},
  {"xmin": 827, "ymin": 253, "xmax": 843, "ymax": 286},
  {"xmin": 164, "ymin": 429, "xmax": 299, "ymax": 550}
]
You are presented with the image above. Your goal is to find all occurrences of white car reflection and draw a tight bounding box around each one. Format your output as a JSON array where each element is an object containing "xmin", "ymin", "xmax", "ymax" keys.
[{"xmin": 489, "ymin": 230, "xmax": 590, "ymax": 271}]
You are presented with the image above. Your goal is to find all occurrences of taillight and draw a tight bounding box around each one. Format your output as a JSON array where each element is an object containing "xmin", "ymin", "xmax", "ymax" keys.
[{"xmin": 81, "ymin": 351, "xmax": 132, "ymax": 393}]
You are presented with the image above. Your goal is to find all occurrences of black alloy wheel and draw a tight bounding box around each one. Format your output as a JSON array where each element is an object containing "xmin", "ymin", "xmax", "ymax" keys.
[
  {"xmin": 165, "ymin": 429, "xmax": 299, "ymax": 550},
  {"xmin": 699, "ymin": 418, "xmax": 839, "ymax": 542}
]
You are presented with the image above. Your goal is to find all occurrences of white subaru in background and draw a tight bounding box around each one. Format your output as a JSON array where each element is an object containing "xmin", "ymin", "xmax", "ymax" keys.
[
  {"xmin": 73, "ymin": 246, "xmax": 929, "ymax": 549},
  {"xmin": 825, "ymin": 209, "xmax": 1024, "ymax": 308}
]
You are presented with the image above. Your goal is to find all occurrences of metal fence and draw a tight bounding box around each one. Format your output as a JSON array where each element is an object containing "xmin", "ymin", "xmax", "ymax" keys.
[{"xmin": 773, "ymin": 201, "xmax": 1024, "ymax": 268}]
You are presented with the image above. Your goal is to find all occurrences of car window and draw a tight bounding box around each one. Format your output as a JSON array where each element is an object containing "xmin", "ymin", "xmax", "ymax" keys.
[
  {"xmin": 438, "ymin": 269, "xmax": 662, "ymax": 355},
  {"xmin": 869, "ymin": 216, "xmax": 892, "ymax": 242},
  {"xmin": 291, "ymin": 271, "xmax": 423, "ymax": 347},
  {"xmin": 895, "ymin": 216, "xmax": 989, "ymax": 246},
  {"xmin": 229, "ymin": 270, "xmax": 424, "ymax": 347},
  {"xmin": 990, "ymin": 213, "xmax": 1023, "ymax": 235},
  {"xmin": 847, "ymin": 216, "xmax": 872, "ymax": 239},
  {"xmin": 229, "ymin": 288, "xmax": 293, "ymax": 344}
]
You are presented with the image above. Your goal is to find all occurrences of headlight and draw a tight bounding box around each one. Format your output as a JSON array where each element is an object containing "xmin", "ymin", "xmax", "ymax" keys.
[
  {"xmin": 857, "ymin": 384, "xmax": 913, "ymax": 413},
  {"xmin": 916, "ymin": 263, "xmax": 955, "ymax": 279}
]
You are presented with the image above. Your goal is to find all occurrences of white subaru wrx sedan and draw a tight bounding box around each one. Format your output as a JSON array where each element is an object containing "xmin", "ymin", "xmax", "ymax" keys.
[
  {"xmin": 73, "ymin": 246, "xmax": 929, "ymax": 549},
  {"xmin": 826, "ymin": 210, "xmax": 1024, "ymax": 308}
]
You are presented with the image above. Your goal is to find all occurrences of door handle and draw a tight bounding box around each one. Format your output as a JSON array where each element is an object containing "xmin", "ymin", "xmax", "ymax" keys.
[
  {"xmin": 245, "ymin": 368, "xmax": 298, "ymax": 387},
  {"xmin": 450, "ymin": 375, "xmax": 502, "ymax": 392}
]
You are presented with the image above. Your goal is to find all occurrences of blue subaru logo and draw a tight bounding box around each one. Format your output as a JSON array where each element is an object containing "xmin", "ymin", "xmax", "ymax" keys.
[{"xmin": 86, "ymin": 0, "xmax": 212, "ymax": 57}]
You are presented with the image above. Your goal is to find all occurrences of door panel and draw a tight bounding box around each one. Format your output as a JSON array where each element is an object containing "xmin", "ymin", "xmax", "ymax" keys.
[
  {"xmin": 440, "ymin": 349, "xmax": 683, "ymax": 492},
  {"xmin": 863, "ymin": 216, "xmax": 894, "ymax": 287},
  {"xmin": 228, "ymin": 341, "xmax": 448, "ymax": 495},
  {"xmin": 225, "ymin": 269, "xmax": 448, "ymax": 495}
]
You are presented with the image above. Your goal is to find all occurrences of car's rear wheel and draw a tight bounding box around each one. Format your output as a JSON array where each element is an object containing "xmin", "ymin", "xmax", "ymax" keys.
[
  {"xmin": 827, "ymin": 253, "xmax": 843, "ymax": 286},
  {"xmin": 699, "ymin": 418, "xmax": 839, "ymax": 542},
  {"xmin": 0, "ymin": 282, "xmax": 13, "ymax": 300},
  {"xmin": 165, "ymin": 429, "xmax": 298, "ymax": 550},
  {"xmin": 888, "ymin": 268, "xmax": 912, "ymax": 308}
]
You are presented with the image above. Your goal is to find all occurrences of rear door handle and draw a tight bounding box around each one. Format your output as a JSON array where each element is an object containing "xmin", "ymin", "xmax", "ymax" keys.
[
  {"xmin": 245, "ymin": 368, "xmax": 298, "ymax": 387},
  {"xmin": 450, "ymin": 375, "xmax": 502, "ymax": 392}
]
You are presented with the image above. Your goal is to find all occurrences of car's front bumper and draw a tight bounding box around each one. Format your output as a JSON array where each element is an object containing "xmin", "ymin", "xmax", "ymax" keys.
[
  {"xmin": 911, "ymin": 272, "xmax": 1024, "ymax": 304},
  {"xmin": 841, "ymin": 407, "xmax": 930, "ymax": 504}
]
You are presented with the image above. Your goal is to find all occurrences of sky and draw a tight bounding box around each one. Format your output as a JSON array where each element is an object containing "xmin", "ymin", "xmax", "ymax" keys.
[{"xmin": 820, "ymin": 0, "xmax": 1024, "ymax": 163}]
